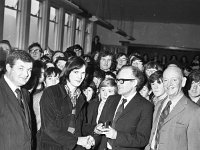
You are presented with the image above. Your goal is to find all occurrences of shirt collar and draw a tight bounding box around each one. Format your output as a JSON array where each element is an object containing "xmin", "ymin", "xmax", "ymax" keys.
[
  {"xmin": 121, "ymin": 91, "xmax": 137, "ymax": 104},
  {"xmin": 4, "ymin": 75, "xmax": 20, "ymax": 94}
]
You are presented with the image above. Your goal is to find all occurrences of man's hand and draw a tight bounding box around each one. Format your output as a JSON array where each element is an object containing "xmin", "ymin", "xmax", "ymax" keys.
[
  {"xmin": 77, "ymin": 136, "xmax": 95, "ymax": 149},
  {"xmin": 99, "ymin": 126, "xmax": 117, "ymax": 139}
]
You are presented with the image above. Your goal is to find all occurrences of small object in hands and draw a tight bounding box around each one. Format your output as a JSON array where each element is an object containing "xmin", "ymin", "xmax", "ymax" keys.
[{"xmin": 104, "ymin": 121, "xmax": 111, "ymax": 128}]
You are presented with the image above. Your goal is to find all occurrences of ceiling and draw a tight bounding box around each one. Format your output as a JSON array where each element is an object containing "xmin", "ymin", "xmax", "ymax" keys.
[{"xmin": 72, "ymin": 0, "xmax": 200, "ymax": 25}]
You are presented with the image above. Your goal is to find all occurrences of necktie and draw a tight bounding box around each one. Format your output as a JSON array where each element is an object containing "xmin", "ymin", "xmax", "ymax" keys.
[
  {"xmin": 68, "ymin": 97, "xmax": 77, "ymax": 134},
  {"xmin": 112, "ymin": 98, "xmax": 127, "ymax": 128},
  {"xmin": 154, "ymin": 101, "xmax": 172, "ymax": 149},
  {"xmin": 15, "ymin": 89, "xmax": 25, "ymax": 116},
  {"xmin": 108, "ymin": 98, "xmax": 127, "ymax": 148}
]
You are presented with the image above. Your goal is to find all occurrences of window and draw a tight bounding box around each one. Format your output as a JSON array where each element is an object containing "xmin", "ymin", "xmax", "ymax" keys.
[
  {"xmin": 75, "ymin": 18, "xmax": 82, "ymax": 45},
  {"xmin": 3, "ymin": 0, "xmax": 20, "ymax": 47},
  {"xmin": 63, "ymin": 12, "xmax": 71, "ymax": 51},
  {"xmin": 29, "ymin": 0, "xmax": 41, "ymax": 45},
  {"xmin": 84, "ymin": 22, "xmax": 92, "ymax": 53},
  {"xmin": 48, "ymin": 6, "xmax": 58, "ymax": 51}
]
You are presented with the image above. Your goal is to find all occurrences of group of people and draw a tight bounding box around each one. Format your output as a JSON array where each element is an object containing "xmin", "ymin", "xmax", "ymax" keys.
[{"xmin": 0, "ymin": 39, "xmax": 200, "ymax": 150}]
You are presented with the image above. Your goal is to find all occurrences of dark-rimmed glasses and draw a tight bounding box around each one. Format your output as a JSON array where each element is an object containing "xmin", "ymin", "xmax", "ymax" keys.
[{"xmin": 115, "ymin": 78, "xmax": 136, "ymax": 84}]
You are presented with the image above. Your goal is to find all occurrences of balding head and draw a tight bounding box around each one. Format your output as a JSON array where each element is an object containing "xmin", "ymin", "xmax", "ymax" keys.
[{"xmin": 163, "ymin": 66, "xmax": 186, "ymax": 99}]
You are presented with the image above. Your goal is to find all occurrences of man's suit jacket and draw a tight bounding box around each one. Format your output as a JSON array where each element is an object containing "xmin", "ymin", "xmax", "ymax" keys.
[
  {"xmin": 0, "ymin": 77, "xmax": 32, "ymax": 150},
  {"xmin": 99, "ymin": 93, "xmax": 154, "ymax": 150},
  {"xmin": 145, "ymin": 95, "xmax": 200, "ymax": 150}
]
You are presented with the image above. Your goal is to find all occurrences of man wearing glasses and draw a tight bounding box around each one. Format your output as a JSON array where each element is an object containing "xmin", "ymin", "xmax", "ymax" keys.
[
  {"xmin": 95, "ymin": 65, "xmax": 154, "ymax": 150},
  {"xmin": 28, "ymin": 42, "xmax": 43, "ymax": 61}
]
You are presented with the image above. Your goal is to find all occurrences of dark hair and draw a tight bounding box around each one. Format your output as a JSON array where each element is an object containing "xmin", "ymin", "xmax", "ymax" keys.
[
  {"xmin": 148, "ymin": 70, "xmax": 163, "ymax": 84},
  {"xmin": 44, "ymin": 67, "xmax": 61, "ymax": 80},
  {"xmin": 99, "ymin": 78, "xmax": 118, "ymax": 94},
  {"xmin": 131, "ymin": 55, "xmax": 144, "ymax": 65},
  {"xmin": 144, "ymin": 61, "xmax": 163, "ymax": 71},
  {"xmin": 119, "ymin": 65, "xmax": 145, "ymax": 91},
  {"xmin": 105, "ymin": 71, "xmax": 116, "ymax": 79},
  {"xmin": 93, "ymin": 68, "xmax": 105, "ymax": 80},
  {"xmin": 6, "ymin": 50, "xmax": 34, "ymax": 68},
  {"xmin": 186, "ymin": 69, "xmax": 200, "ymax": 90},
  {"xmin": 59, "ymin": 56, "xmax": 87, "ymax": 85},
  {"xmin": 28, "ymin": 42, "xmax": 43, "ymax": 53},
  {"xmin": 115, "ymin": 52, "xmax": 127, "ymax": 60},
  {"xmin": 0, "ymin": 40, "xmax": 12, "ymax": 50}
]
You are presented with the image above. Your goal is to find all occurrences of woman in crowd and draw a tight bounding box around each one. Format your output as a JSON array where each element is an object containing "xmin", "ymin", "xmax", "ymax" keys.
[{"xmin": 39, "ymin": 56, "xmax": 95, "ymax": 150}]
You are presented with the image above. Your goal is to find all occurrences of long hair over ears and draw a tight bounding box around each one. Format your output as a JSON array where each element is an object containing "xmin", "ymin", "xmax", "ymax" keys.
[{"xmin": 59, "ymin": 56, "xmax": 87, "ymax": 85}]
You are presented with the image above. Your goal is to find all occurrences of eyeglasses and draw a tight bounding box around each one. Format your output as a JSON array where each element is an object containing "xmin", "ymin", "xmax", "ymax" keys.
[{"xmin": 115, "ymin": 78, "xmax": 136, "ymax": 84}]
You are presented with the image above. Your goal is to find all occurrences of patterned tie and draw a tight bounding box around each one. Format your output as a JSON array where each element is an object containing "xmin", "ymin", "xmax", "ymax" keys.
[
  {"xmin": 154, "ymin": 100, "xmax": 172, "ymax": 149},
  {"xmin": 15, "ymin": 89, "xmax": 26, "ymax": 116}
]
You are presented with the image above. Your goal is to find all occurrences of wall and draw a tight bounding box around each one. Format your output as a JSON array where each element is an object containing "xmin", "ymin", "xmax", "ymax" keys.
[{"xmin": 96, "ymin": 21, "xmax": 200, "ymax": 49}]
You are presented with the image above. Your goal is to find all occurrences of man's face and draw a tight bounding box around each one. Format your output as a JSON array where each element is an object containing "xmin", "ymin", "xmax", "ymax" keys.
[
  {"xmin": 6, "ymin": 59, "xmax": 32, "ymax": 87},
  {"xmin": 29, "ymin": 46, "xmax": 42, "ymax": 60},
  {"xmin": 68, "ymin": 65, "xmax": 86, "ymax": 88},
  {"xmin": 151, "ymin": 79, "xmax": 165, "ymax": 97},
  {"xmin": 116, "ymin": 67, "xmax": 136, "ymax": 97},
  {"xmin": 163, "ymin": 67, "xmax": 184, "ymax": 99},
  {"xmin": 145, "ymin": 68, "xmax": 157, "ymax": 78},
  {"xmin": 100, "ymin": 55, "xmax": 112, "ymax": 72},
  {"xmin": 116, "ymin": 55, "xmax": 127, "ymax": 70},
  {"xmin": 188, "ymin": 81, "xmax": 200, "ymax": 98}
]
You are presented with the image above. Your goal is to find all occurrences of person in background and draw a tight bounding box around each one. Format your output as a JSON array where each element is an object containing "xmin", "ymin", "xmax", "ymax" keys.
[
  {"xmin": 39, "ymin": 56, "xmax": 95, "ymax": 150},
  {"xmin": 93, "ymin": 68, "xmax": 105, "ymax": 89},
  {"xmin": 148, "ymin": 70, "xmax": 167, "ymax": 105},
  {"xmin": 87, "ymin": 78, "xmax": 118, "ymax": 127},
  {"xmin": 145, "ymin": 66, "xmax": 200, "ymax": 150},
  {"xmin": 52, "ymin": 51, "xmax": 65, "ymax": 63},
  {"xmin": 92, "ymin": 35, "xmax": 102, "ymax": 52},
  {"xmin": 140, "ymin": 81, "xmax": 151, "ymax": 101},
  {"xmin": 144, "ymin": 61, "xmax": 163, "ymax": 78},
  {"xmin": 82, "ymin": 81, "xmax": 97, "ymax": 102},
  {"xmin": 28, "ymin": 42, "xmax": 43, "ymax": 61},
  {"xmin": 0, "ymin": 50, "xmax": 33, "ymax": 150},
  {"xmin": 95, "ymin": 65, "xmax": 154, "ymax": 150},
  {"xmin": 33, "ymin": 67, "xmax": 61, "ymax": 131},
  {"xmin": 98, "ymin": 49, "xmax": 114, "ymax": 72},
  {"xmin": 73, "ymin": 44, "xmax": 83, "ymax": 57},
  {"xmin": 186, "ymin": 69, "xmax": 200, "ymax": 105},
  {"xmin": 131, "ymin": 55, "xmax": 145, "ymax": 72},
  {"xmin": 113, "ymin": 53, "xmax": 128, "ymax": 74},
  {"xmin": 55, "ymin": 57, "xmax": 68, "ymax": 71}
]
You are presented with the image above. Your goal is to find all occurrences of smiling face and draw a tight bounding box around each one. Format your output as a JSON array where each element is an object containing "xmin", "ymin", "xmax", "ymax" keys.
[
  {"xmin": 163, "ymin": 66, "xmax": 186, "ymax": 99},
  {"xmin": 6, "ymin": 59, "xmax": 33, "ymax": 87},
  {"xmin": 68, "ymin": 65, "xmax": 86, "ymax": 88},
  {"xmin": 188, "ymin": 81, "xmax": 200, "ymax": 98}
]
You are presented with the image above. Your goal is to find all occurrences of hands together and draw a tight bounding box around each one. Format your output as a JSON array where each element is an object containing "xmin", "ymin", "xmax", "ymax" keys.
[
  {"xmin": 77, "ymin": 135, "xmax": 95, "ymax": 149},
  {"xmin": 94, "ymin": 123, "xmax": 117, "ymax": 139}
]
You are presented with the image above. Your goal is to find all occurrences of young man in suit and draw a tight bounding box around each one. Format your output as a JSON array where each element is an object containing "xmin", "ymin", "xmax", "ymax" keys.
[
  {"xmin": 145, "ymin": 66, "xmax": 200, "ymax": 150},
  {"xmin": 0, "ymin": 50, "xmax": 33, "ymax": 150},
  {"xmin": 95, "ymin": 65, "xmax": 154, "ymax": 150}
]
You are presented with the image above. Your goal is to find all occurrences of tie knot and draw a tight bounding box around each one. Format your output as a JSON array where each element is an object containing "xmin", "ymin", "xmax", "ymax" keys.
[
  {"xmin": 122, "ymin": 98, "xmax": 127, "ymax": 104},
  {"xmin": 167, "ymin": 100, "xmax": 172, "ymax": 107},
  {"xmin": 15, "ymin": 88, "xmax": 22, "ymax": 99}
]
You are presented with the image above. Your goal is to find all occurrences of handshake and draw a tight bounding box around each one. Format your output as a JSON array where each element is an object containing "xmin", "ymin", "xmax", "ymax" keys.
[{"xmin": 77, "ymin": 135, "xmax": 95, "ymax": 149}]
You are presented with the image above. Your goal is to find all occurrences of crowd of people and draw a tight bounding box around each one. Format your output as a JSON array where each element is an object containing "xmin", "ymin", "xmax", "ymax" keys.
[{"xmin": 0, "ymin": 39, "xmax": 200, "ymax": 150}]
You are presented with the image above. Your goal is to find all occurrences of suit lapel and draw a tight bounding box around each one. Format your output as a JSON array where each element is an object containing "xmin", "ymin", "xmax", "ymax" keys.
[
  {"xmin": 163, "ymin": 96, "xmax": 186, "ymax": 125},
  {"xmin": 110, "ymin": 95, "xmax": 121, "ymax": 123}
]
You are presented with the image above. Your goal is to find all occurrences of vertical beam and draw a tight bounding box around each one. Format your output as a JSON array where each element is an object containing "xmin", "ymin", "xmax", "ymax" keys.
[
  {"xmin": 16, "ymin": 0, "xmax": 31, "ymax": 50},
  {"xmin": 0, "ymin": 0, "xmax": 5, "ymax": 41},
  {"xmin": 55, "ymin": 7, "xmax": 64, "ymax": 51},
  {"xmin": 39, "ymin": 0, "xmax": 50, "ymax": 50},
  {"xmin": 80, "ymin": 18, "xmax": 86, "ymax": 48}
]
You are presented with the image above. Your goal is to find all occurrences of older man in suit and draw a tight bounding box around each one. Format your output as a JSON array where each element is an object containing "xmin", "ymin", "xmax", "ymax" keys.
[
  {"xmin": 95, "ymin": 65, "xmax": 154, "ymax": 150},
  {"xmin": 0, "ymin": 50, "xmax": 33, "ymax": 150},
  {"xmin": 145, "ymin": 66, "xmax": 200, "ymax": 150}
]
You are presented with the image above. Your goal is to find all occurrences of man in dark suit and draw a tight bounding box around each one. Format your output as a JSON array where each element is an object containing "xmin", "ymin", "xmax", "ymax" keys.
[
  {"xmin": 145, "ymin": 66, "xmax": 200, "ymax": 150},
  {"xmin": 0, "ymin": 50, "xmax": 33, "ymax": 150},
  {"xmin": 95, "ymin": 65, "xmax": 154, "ymax": 150}
]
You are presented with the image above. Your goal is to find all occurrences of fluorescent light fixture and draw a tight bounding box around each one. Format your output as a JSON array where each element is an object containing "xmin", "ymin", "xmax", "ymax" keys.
[{"xmin": 89, "ymin": 16, "xmax": 98, "ymax": 22}]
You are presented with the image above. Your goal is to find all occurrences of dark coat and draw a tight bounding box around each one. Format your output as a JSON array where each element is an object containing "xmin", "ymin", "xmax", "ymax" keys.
[
  {"xmin": 0, "ymin": 77, "xmax": 32, "ymax": 150},
  {"xmin": 39, "ymin": 84, "xmax": 93, "ymax": 150},
  {"xmin": 98, "ymin": 93, "xmax": 154, "ymax": 150}
]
